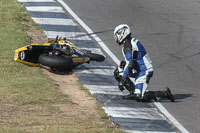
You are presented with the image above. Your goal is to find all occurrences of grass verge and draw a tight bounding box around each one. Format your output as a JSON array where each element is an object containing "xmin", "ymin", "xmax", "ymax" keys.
[{"xmin": 0, "ymin": 0, "xmax": 123, "ymax": 132}]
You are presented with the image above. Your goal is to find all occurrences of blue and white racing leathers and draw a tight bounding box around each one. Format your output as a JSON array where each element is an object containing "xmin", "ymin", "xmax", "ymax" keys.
[{"xmin": 122, "ymin": 37, "xmax": 153, "ymax": 97}]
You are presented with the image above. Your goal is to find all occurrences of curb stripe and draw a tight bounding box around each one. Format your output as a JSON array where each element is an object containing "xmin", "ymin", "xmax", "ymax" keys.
[
  {"xmin": 26, "ymin": 6, "xmax": 64, "ymax": 12},
  {"xmin": 74, "ymin": 68, "xmax": 114, "ymax": 75},
  {"xmin": 80, "ymin": 48, "xmax": 105, "ymax": 55},
  {"xmin": 38, "ymin": 24, "xmax": 81, "ymax": 32},
  {"xmin": 90, "ymin": 90, "xmax": 123, "ymax": 95},
  {"xmin": 74, "ymin": 65, "xmax": 116, "ymax": 70},
  {"xmin": 18, "ymin": 0, "xmax": 55, "ymax": 2},
  {"xmin": 31, "ymin": 17, "xmax": 76, "ymax": 26},
  {"xmin": 84, "ymin": 85, "xmax": 119, "ymax": 91},
  {"xmin": 29, "ymin": 11, "xmax": 69, "ymax": 18},
  {"xmin": 21, "ymin": 2, "xmax": 57, "ymax": 7},
  {"xmin": 44, "ymin": 31, "xmax": 91, "ymax": 40},
  {"xmin": 126, "ymin": 131, "xmax": 176, "ymax": 133},
  {"xmin": 103, "ymin": 106, "xmax": 165, "ymax": 120}
]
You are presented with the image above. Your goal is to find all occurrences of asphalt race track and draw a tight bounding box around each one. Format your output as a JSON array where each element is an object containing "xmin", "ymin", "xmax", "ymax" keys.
[
  {"xmin": 19, "ymin": 0, "xmax": 200, "ymax": 132},
  {"xmin": 62, "ymin": 0, "xmax": 200, "ymax": 132}
]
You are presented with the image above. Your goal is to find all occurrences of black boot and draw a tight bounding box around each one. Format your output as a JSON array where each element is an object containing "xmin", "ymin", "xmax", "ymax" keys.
[
  {"xmin": 164, "ymin": 87, "xmax": 175, "ymax": 102},
  {"xmin": 154, "ymin": 88, "xmax": 175, "ymax": 102}
]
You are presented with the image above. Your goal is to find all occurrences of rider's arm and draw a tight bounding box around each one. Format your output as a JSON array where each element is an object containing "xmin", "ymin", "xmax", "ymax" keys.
[
  {"xmin": 123, "ymin": 50, "xmax": 132, "ymax": 78},
  {"xmin": 128, "ymin": 51, "xmax": 138, "ymax": 73},
  {"xmin": 123, "ymin": 38, "xmax": 138, "ymax": 78},
  {"xmin": 123, "ymin": 51, "xmax": 138, "ymax": 78}
]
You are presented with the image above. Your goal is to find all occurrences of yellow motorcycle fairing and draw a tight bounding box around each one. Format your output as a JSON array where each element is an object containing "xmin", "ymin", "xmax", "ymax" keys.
[{"xmin": 14, "ymin": 46, "xmax": 39, "ymax": 66}]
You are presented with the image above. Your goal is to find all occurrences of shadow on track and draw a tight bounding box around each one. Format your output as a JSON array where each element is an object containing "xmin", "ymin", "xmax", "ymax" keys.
[{"xmin": 174, "ymin": 93, "xmax": 193, "ymax": 100}]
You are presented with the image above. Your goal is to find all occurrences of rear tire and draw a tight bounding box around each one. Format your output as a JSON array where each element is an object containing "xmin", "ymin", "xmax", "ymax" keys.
[
  {"xmin": 39, "ymin": 54, "xmax": 73, "ymax": 69},
  {"xmin": 86, "ymin": 53, "xmax": 105, "ymax": 62}
]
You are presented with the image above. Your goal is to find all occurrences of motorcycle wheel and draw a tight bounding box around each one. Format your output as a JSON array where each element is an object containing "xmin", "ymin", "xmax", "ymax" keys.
[
  {"xmin": 86, "ymin": 53, "xmax": 105, "ymax": 62},
  {"xmin": 39, "ymin": 54, "xmax": 73, "ymax": 69}
]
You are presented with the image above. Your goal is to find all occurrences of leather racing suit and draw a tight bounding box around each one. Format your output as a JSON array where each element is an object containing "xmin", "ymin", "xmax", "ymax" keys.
[{"xmin": 122, "ymin": 37, "xmax": 153, "ymax": 97}]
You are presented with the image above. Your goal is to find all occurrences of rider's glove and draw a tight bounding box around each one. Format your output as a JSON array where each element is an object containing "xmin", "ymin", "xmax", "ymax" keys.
[
  {"xmin": 129, "ymin": 70, "xmax": 136, "ymax": 78},
  {"xmin": 118, "ymin": 82, "xmax": 125, "ymax": 91},
  {"xmin": 118, "ymin": 77, "xmax": 127, "ymax": 91},
  {"xmin": 120, "ymin": 60, "xmax": 126, "ymax": 69},
  {"xmin": 114, "ymin": 67, "xmax": 124, "ymax": 82},
  {"xmin": 128, "ymin": 60, "xmax": 137, "ymax": 78}
]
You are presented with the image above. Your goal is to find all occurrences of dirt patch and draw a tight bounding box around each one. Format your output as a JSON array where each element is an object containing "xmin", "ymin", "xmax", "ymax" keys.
[
  {"xmin": 44, "ymin": 70, "xmax": 100, "ymax": 117},
  {"xmin": 25, "ymin": 21, "xmax": 48, "ymax": 44}
]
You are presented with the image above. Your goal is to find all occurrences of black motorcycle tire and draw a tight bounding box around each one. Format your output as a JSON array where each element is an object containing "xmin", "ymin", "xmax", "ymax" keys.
[
  {"xmin": 86, "ymin": 53, "xmax": 105, "ymax": 62},
  {"xmin": 39, "ymin": 54, "xmax": 73, "ymax": 69}
]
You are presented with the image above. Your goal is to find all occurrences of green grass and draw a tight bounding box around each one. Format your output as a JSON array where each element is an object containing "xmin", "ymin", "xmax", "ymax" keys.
[
  {"xmin": 0, "ymin": 0, "xmax": 123, "ymax": 132},
  {"xmin": 0, "ymin": 0, "xmax": 69, "ymax": 105}
]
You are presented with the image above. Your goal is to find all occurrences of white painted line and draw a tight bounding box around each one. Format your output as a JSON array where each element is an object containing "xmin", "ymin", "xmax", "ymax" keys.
[
  {"xmin": 74, "ymin": 68, "xmax": 114, "ymax": 75},
  {"xmin": 18, "ymin": 0, "xmax": 55, "ymax": 2},
  {"xmin": 26, "ymin": 6, "xmax": 64, "ymax": 13},
  {"xmin": 103, "ymin": 106, "xmax": 166, "ymax": 120},
  {"xmin": 80, "ymin": 48, "xmax": 104, "ymax": 55},
  {"xmin": 44, "ymin": 31, "xmax": 91, "ymax": 40},
  {"xmin": 84, "ymin": 85, "xmax": 118, "ymax": 91},
  {"xmin": 58, "ymin": 0, "xmax": 190, "ymax": 132},
  {"xmin": 83, "ymin": 84, "xmax": 131, "ymax": 96},
  {"xmin": 154, "ymin": 102, "xmax": 189, "ymax": 133},
  {"xmin": 31, "ymin": 17, "xmax": 76, "ymax": 26},
  {"xmin": 74, "ymin": 65, "xmax": 116, "ymax": 70},
  {"xmin": 84, "ymin": 85, "xmax": 129, "ymax": 94},
  {"xmin": 126, "ymin": 131, "xmax": 176, "ymax": 133},
  {"xmin": 83, "ymin": 85, "xmax": 123, "ymax": 95},
  {"xmin": 89, "ymin": 88, "xmax": 120, "ymax": 92},
  {"xmin": 90, "ymin": 90, "xmax": 123, "ymax": 95},
  {"xmin": 57, "ymin": 0, "xmax": 120, "ymax": 64}
]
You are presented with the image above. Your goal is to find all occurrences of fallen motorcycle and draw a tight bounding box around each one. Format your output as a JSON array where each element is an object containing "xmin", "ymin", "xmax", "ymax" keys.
[{"xmin": 14, "ymin": 36, "xmax": 105, "ymax": 70}]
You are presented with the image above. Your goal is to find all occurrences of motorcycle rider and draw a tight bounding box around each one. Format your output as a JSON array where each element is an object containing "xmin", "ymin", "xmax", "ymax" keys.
[{"xmin": 113, "ymin": 24, "xmax": 175, "ymax": 102}]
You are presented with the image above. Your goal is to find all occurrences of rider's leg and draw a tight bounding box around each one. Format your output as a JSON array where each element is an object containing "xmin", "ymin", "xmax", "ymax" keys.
[
  {"xmin": 141, "ymin": 87, "xmax": 175, "ymax": 102},
  {"xmin": 122, "ymin": 78, "xmax": 135, "ymax": 99},
  {"xmin": 141, "ymin": 91, "xmax": 164, "ymax": 102},
  {"xmin": 134, "ymin": 71, "xmax": 153, "ymax": 98}
]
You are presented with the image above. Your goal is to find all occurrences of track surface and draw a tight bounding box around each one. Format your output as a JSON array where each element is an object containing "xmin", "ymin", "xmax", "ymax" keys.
[
  {"xmin": 62, "ymin": 0, "xmax": 200, "ymax": 132},
  {"xmin": 19, "ymin": 0, "xmax": 177, "ymax": 132},
  {"xmin": 18, "ymin": 0, "xmax": 200, "ymax": 132}
]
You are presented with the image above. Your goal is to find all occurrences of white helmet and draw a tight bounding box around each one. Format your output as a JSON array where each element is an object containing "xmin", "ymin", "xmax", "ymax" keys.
[{"xmin": 114, "ymin": 24, "xmax": 131, "ymax": 45}]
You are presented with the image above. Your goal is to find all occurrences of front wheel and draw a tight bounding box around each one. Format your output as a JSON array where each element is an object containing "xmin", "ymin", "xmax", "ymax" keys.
[{"xmin": 86, "ymin": 53, "xmax": 105, "ymax": 62}]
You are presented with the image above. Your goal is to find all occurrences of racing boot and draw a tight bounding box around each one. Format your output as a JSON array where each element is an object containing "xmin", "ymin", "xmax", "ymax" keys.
[
  {"xmin": 164, "ymin": 87, "xmax": 175, "ymax": 102},
  {"xmin": 154, "ymin": 87, "xmax": 175, "ymax": 102}
]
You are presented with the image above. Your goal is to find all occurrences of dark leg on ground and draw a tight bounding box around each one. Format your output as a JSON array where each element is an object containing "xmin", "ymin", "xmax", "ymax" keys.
[{"xmin": 140, "ymin": 87, "xmax": 175, "ymax": 102}]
